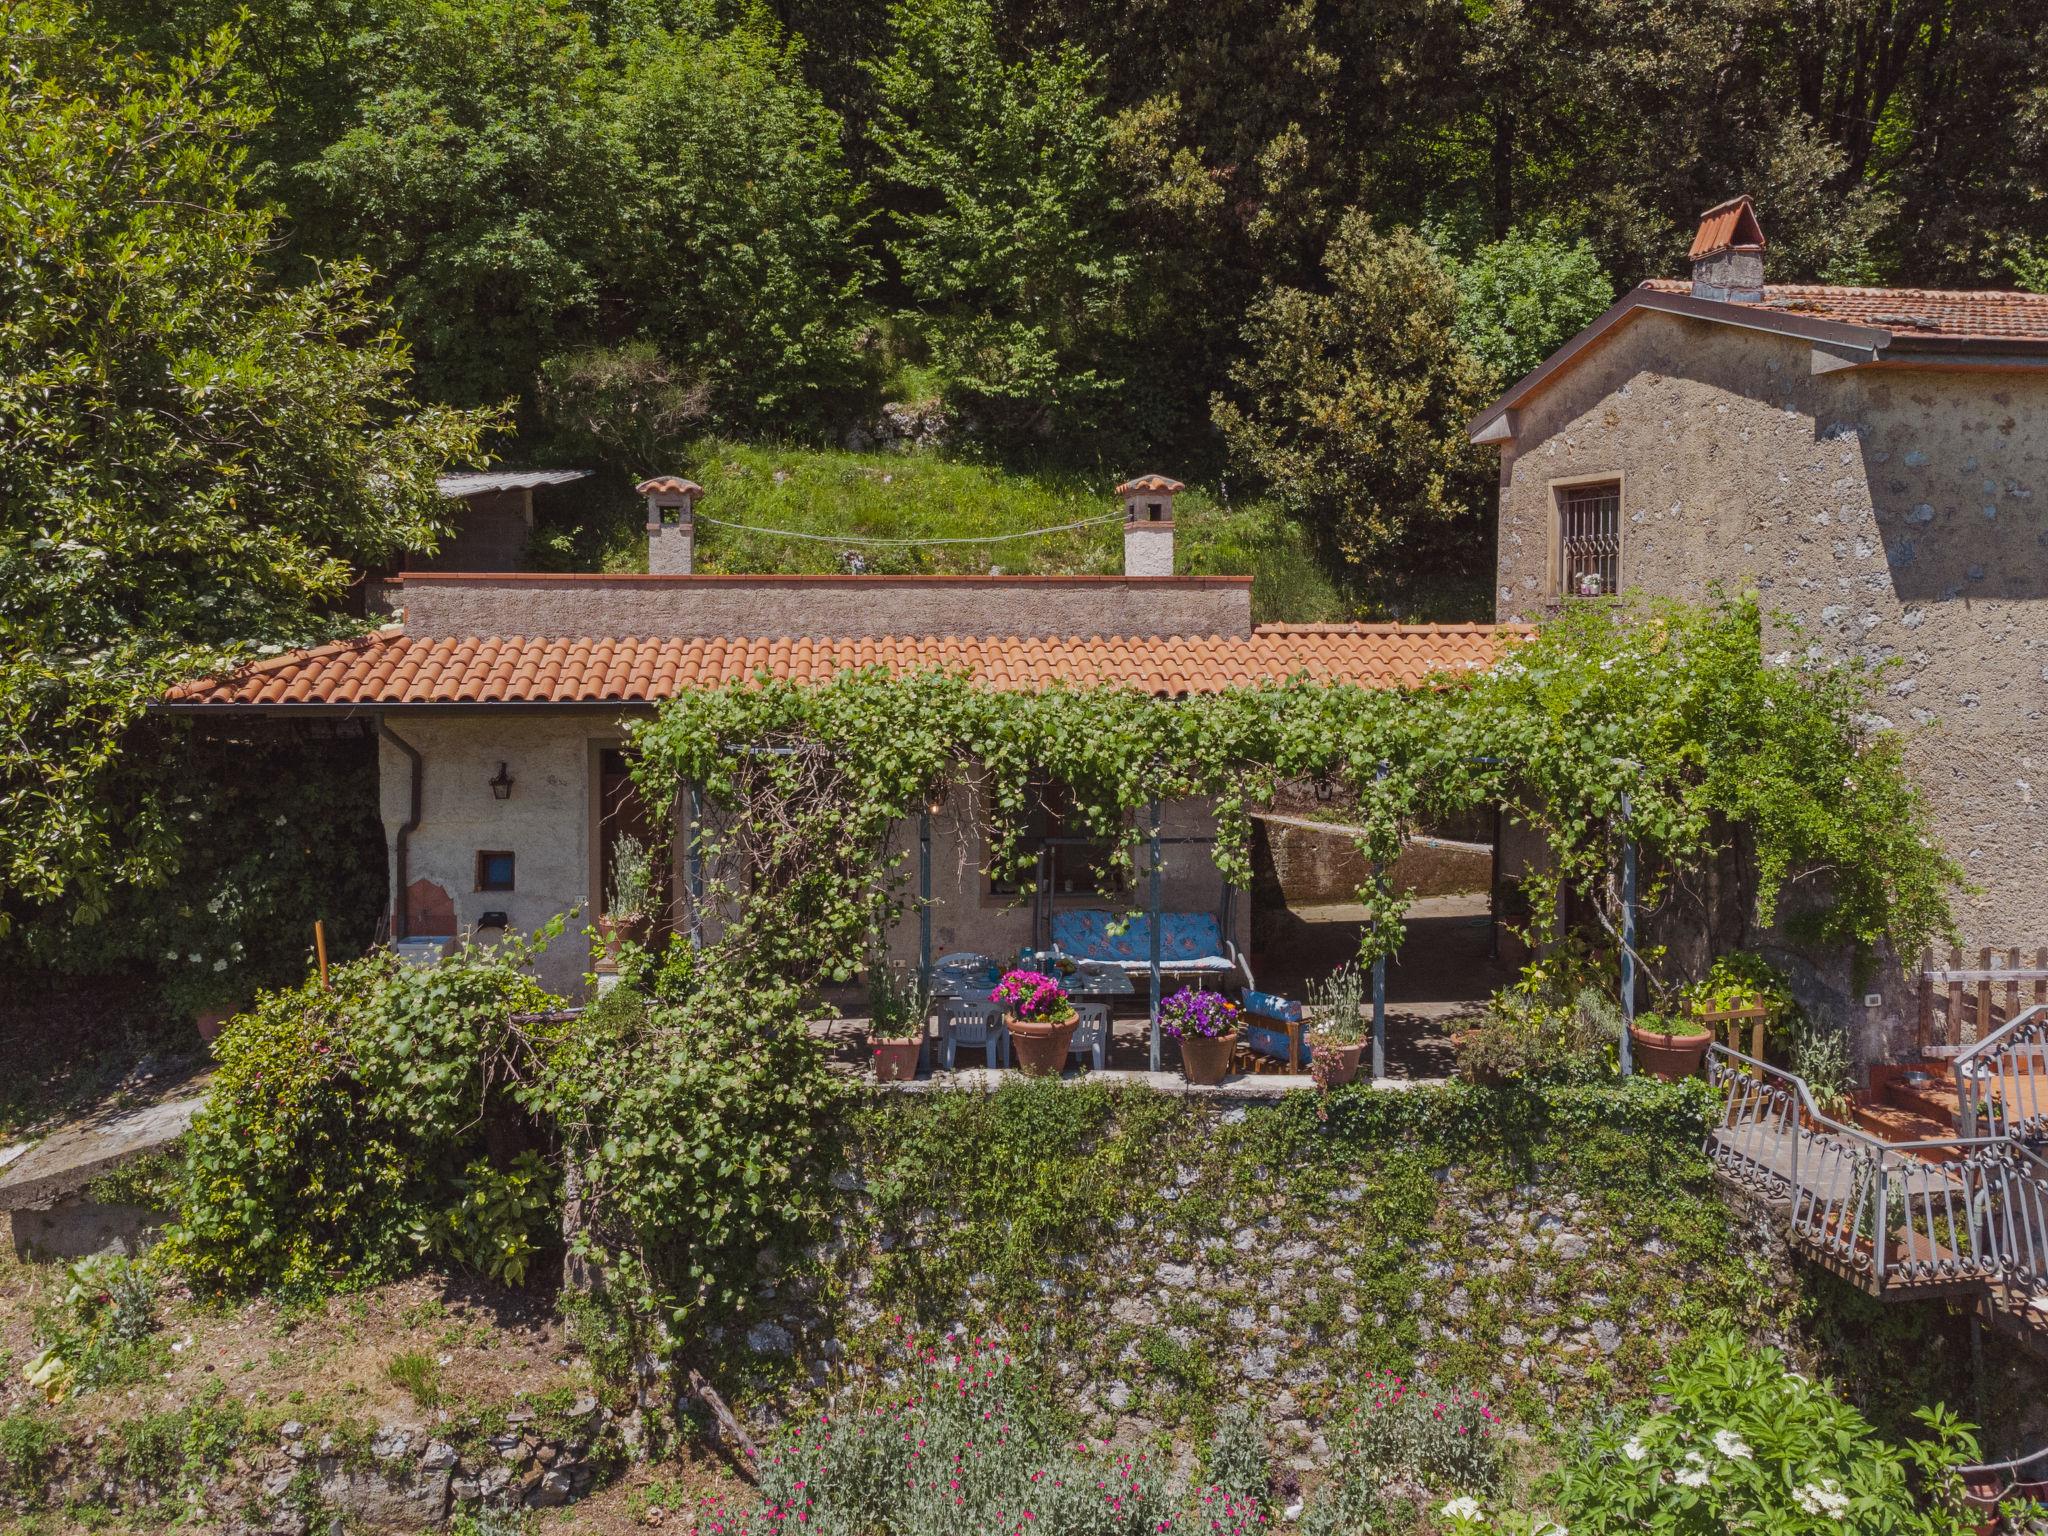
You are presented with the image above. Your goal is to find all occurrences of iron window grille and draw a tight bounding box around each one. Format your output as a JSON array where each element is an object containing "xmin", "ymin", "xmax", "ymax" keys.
[{"xmin": 1558, "ymin": 481, "xmax": 1621, "ymax": 597}]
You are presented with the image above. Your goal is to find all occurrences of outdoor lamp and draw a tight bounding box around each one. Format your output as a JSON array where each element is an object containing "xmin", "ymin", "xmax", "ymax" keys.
[{"xmin": 489, "ymin": 762, "xmax": 514, "ymax": 800}]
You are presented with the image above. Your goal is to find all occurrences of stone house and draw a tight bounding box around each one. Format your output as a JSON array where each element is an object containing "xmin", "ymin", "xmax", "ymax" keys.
[
  {"xmin": 165, "ymin": 475, "xmax": 1513, "ymax": 997},
  {"xmin": 1468, "ymin": 195, "xmax": 2048, "ymax": 1057}
]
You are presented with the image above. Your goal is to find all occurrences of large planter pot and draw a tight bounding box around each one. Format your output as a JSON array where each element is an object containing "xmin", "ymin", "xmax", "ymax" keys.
[
  {"xmin": 1009, "ymin": 1016, "xmax": 1077, "ymax": 1078},
  {"xmin": 870, "ymin": 1037, "xmax": 922, "ymax": 1083},
  {"xmin": 1629, "ymin": 1022, "xmax": 1714, "ymax": 1082},
  {"xmin": 1179, "ymin": 1031, "xmax": 1239, "ymax": 1087},
  {"xmin": 597, "ymin": 914, "xmax": 652, "ymax": 951},
  {"xmin": 1314, "ymin": 1041, "xmax": 1364, "ymax": 1087}
]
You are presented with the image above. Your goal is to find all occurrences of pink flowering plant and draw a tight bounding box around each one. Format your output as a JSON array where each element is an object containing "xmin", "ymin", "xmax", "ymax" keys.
[
  {"xmin": 1159, "ymin": 987, "xmax": 1240, "ymax": 1041},
  {"xmin": 991, "ymin": 969, "xmax": 1076, "ymax": 1027},
  {"xmin": 680, "ymin": 1326, "xmax": 1272, "ymax": 1536},
  {"xmin": 1299, "ymin": 1368, "xmax": 1503, "ymax": 1534}
]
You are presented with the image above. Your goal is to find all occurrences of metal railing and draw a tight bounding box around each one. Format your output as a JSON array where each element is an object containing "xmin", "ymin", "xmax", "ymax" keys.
[
  {"xmin": 1957, "ymin": 1003, "xmax": 2048, "ymax": 1141},
  {"xmin": 1706, "ymin": 1045, "xmax": 2036, "ymax": 1292}
]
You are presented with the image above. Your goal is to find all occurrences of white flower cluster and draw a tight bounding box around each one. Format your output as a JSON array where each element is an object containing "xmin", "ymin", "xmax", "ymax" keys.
[{"xmin": 1792, "ymin": 1479, "xmax": 1848, "ymax": 1518}]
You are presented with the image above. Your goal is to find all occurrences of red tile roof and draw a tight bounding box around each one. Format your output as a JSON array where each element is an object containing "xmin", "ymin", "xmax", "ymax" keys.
[
  {"xmin": 1642, "ymin": 279, "xmax": 2048, "ymax": 341},
  {"xmin": 1688, "ymin": 195, "xmax": 1766, "ymax": 260},
  {"xmin": 163, "ymin": 626, "xmax": 1525, "ymax": 709},
  {"xmin": 1116, "ymin": 473, "xmax": 1186, "ymax": 495},
  {"xmin": 635, "ymin": 476, "xmax": 703, "ymax": 496}
]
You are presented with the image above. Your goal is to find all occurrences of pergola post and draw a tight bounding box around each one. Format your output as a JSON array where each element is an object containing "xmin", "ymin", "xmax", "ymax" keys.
[
  {"xmin": 1148, "ymin": 798, "xmax": 1163, "ymax": 1073},
  {"xmin": 919, "ymin": 807, "xmax": 934, "ymax": 1074},
  {"xmin": 1619, "ymin": 789, "xmax": 1638, "ymax": 1076},
  {"xmin": 1370, "ymin": 761, "xmax": 1389, "ymax": 1080},
  {"xmin": 685, "ymin": 783, "xmax": 704, "ymax": 948}
]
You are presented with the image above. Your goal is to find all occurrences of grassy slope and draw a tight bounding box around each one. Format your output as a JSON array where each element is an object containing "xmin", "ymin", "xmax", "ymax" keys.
[{"xmin": 534, "ymin": 441, "xmax": 1356, "ymax": 625}]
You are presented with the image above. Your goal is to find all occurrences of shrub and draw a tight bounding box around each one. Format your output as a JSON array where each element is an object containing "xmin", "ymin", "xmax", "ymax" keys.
[
  {"xmin": 166, "ymin": 941, "xmax": 562, "ymax": 1301},
  {"xmin": 1203, "ymin": 1402, "xmax": 1273, "ymax": 1507},
  {"xmin": 425, "ymin": 1151, "xmax": 557, "ymax": 1287},
  {"xmin": 1303, "ymin": 1368, "xmax": 1503, "ymax": 1527},
  {"xmin": 1548, "ymin": 1331, "xmax": 1982, "ymax": 1535}
]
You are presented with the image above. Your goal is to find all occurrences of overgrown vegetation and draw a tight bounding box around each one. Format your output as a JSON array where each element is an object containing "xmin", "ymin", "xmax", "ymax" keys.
[{"xmin": 635, "ymin": 597, "xmax": 1958, "ymax": 996}]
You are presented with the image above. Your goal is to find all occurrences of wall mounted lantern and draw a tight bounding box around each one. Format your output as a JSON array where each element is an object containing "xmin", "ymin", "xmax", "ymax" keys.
[{"xmin": 489, "ymin": 762, "xmax": 515, "ymax": 801}]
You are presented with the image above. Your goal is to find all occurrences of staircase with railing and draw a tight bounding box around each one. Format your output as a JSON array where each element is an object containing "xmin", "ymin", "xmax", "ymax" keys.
[{"xmin": 1704, "ymin": 1043, "xmax": 2048, "ymax": 1516}]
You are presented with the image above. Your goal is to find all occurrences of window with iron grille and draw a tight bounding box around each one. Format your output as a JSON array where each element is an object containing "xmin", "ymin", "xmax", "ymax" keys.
[{"xmin": 1557, "ymin": 481, "xmax": 1620, "ymax": 597}]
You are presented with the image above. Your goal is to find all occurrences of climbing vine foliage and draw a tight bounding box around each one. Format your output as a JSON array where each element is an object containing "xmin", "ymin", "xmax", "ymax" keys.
[{"xmin": 630, "ymin": 598, "xmax": 1957, "ymax": 992}]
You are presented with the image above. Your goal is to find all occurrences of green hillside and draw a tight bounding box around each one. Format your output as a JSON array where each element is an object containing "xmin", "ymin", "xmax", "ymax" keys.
[{"xmin": 529, "ymin": 441, "xmax": 1365, "ymax": 624}]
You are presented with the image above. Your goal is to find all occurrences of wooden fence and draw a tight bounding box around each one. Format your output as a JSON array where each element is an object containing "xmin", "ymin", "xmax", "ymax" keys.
[{"xmin": 1918, "ymin": 947, "xmax": 2048, "ymax": 1056}]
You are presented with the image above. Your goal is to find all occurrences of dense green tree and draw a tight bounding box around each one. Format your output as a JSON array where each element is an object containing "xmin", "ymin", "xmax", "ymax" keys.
[
  {"xmin": 1213, "ymin": 215, "xmax": 1493, "ymax": 576},
  {"xmin": 0, "ymin": 1, "xmax": 492, "ymax": 935},
  {"xmin": 1452, "ymin": 225, "xmax": 1616, "ymax": 389},
  {"xmin": 868, "ymin": 0, "xmax": 1129, "ymax": 437},
  {"xmin": 296, "ymin": 0, "xmax": 630, "ymax": 409},
  {"xmin": 614, "ymin": 20, "xmax": 875, "ymax": 429}
]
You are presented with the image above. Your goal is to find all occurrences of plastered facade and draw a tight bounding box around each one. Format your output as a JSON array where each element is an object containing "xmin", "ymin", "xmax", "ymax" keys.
[
  {"xmin": 378, "ymin": 711, "xmax": 1244, "ymax": 999},
  {"xmin": 1491, "ymin": 309, "xmax": 2048, "ymax": 1040},
  {"xmin": 390, "ymin": 574, "xmax": 1254, "ymax": 641}
]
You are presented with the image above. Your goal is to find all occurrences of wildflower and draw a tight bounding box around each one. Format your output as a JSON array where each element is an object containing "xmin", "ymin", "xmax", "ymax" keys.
[
  {"xmin": 1673, "ymin": 1458, "xmax": 1711, "ymax": 1489},
  {"xmin": 1621, "ymin": 1436, "xmax": 1648, "ymax": 1462},
  {"xmin": 1440, "ymin": 1495, "xmax": 1484, "ymax": 1521},
  {"xmin": 1711, "ymin": 1430, "xmax": 1752, "ymax": 1460}
]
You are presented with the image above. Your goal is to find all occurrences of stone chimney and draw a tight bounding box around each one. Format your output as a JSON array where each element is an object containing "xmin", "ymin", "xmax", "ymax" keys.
[
  {"xmin": 1689, "ymin": 195, "xmax": 1766, "ymax": 302},
  {"xmin": 637, "ymin": 476, "xmax": 703, "ymax": 575},
  {"xmin": 1117, "ymin": 473, "xmax": 1182, "ymax": 577}
]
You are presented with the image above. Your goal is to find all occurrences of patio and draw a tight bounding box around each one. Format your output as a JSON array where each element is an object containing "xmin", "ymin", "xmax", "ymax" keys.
[{"xmin": 806, "ymin": 890, "xmax": 1510, "ymax": 1082}]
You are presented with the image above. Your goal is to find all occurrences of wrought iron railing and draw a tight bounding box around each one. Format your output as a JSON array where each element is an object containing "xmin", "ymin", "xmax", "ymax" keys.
[
  {"xmin": 1957, "ymin": 1003, "xmax": 2048, "ymax": 1141},
  {"xmin": 1705, "ymin": 1046, "xmax": 2035, "ymax": 1292}
]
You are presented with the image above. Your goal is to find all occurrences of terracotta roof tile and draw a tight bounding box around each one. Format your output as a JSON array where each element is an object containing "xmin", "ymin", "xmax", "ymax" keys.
[
  {"xmin": 164, "ymin": 626, "xmax": 1528, "ymax": 709},
  {"xmin": 635, "ymin": 476, "xmax": 704, "ymax": 497},
  {"xmin": 1642, "ymin": 278, "xmax": 2048, "ymax": 341},
  {"xmin": 1115, "ymin": 473, "xmax": 1186, "ymax": 494}
]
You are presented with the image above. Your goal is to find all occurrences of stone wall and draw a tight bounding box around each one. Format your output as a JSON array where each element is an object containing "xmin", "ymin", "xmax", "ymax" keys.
[
  {"xmin": 1491, "ymin": 309, "xmax": 2048, "ymax": 1048},
  {"xmin": 390, "ymin": 572, "xmax": 1256, "ymax": 640}
]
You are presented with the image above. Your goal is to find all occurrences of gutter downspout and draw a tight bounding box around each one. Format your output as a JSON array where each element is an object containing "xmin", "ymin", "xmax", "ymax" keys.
[{"xmin": 379, "ymin": 719, "xmax": 424, "ymax": 941}]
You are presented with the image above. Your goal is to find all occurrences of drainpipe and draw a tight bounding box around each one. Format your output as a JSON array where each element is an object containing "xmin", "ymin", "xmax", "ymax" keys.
[{"xmin": 379, "ymin": 719, "xmax": 424, "ymax": 941}]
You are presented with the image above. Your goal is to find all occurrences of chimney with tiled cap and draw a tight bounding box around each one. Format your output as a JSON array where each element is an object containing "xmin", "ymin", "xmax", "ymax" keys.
[
  {"xmin": 638, "ymin": 476, "xmax": 702, "ymax": 574},
  {"xmin": 1117, "ymin": 473, "xmax": 1181, "ymax": 577},
  {"xmin": 1689, "ymin": 194, "xmax": 1767, "ymax": 302}
]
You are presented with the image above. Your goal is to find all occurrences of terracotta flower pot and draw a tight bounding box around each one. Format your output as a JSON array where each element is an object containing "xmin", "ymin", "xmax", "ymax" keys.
[
  {"xmin": 870, "ymin": 1037, "xmax": 921, "ymax": 1082},
  {"xmin": 1629, "ymin": 1022, "xmax": 1714, "ymax": 1082},
  {"xmin": 1178, "ymin": 1031, "xmax": 1239, "ymax": 1086},
  {"xmin": 1008, "ymin": 1016, "xmax": 1077, "ymax": 1077},
  {"xmin": 1315, "ymin": 1041, "xmax": 1364, "ymax": 1087},
  {"xmin": 597, "ymin": 914, "xmax": 652, "ymax": 950}
]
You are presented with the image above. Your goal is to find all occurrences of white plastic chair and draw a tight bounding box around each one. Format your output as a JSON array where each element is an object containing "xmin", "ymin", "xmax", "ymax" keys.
[
  {"xmin": 940, "ymin": 998, "xmax": 1009, "ymax": 1070},
  {"xmin": 1069, "ymin": 1001, "xmax": 1111, "ymax": 1070}
]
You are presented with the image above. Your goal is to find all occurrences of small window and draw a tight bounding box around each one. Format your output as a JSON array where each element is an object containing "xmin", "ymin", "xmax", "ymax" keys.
[
  {"xmin": 1557, "ymin": 481, "xmax": 1621, "ymax": 597},
  {"xmin": 476, "ymin": 851, "xmax": 516, "ymax": 892},
  {"xmin": 1145, "ymin": 501, "xmax": 1165, "ymax": 522},
  {"xmin": 990, "ymin": 784, "xmax": 1116, "ymax": 898}
]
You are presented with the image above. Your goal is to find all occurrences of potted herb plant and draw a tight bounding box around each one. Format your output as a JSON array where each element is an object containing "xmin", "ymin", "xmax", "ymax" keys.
[
  {"xmin": 1307, "ymin": 962, "xmax": 1368, "ymax": 1087},
  {"xmin": 867, "ymin": 965, "xmax": 928, "ymax": 1083},
  {"xmin": 1627, "ymin": 1009, "xmax": 1714, "ymax": 1081},
  {"xmin": 992, "ymin": 969, "xmax": 1076, "ymax": 1077},
  {"xmin": 1163, "ymin": 987, "xmax": 1240, "ymax": 1086},
  {"xmin": 600, "ymin": 832, "xmax": 659, "ymax": 950}
]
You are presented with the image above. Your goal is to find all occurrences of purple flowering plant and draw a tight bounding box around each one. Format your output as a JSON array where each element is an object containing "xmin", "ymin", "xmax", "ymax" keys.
[
  {"xmin": 1160, "ymin": 987, "xmax": 1239, "ymax": 1040},
  {"xmin": 991, "ymin": 969, "xmax": 1076, "ymax": 1025}
]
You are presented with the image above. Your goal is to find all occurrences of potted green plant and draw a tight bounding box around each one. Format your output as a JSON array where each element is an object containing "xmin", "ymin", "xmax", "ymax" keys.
[
  {"xmin": 1163, "ymin": 987, "xmax": 1241, "ymax": 1086},
  {"xmin": 1307, "ymin": 962, "xmax": 1368, "ymax": 1087},
  {"xmin": 992, "ymin": 969, "xmax": 1077, "ymax": 1077},
  {"xmin": 600, "ymin": 832, "xmax": 659, "ymax": 950},
  {"xmin": 1627, "ymin": 1009, "xmax": 1714, "ymax": 1081},
  {"xmin": 867, "ymin": 965, "xmax": 928, "ymax": 1083}
]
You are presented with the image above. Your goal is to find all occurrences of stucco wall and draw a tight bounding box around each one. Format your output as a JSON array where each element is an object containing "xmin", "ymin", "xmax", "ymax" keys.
[
  {"xmin": 379, "ymin": 712, "xmax": 1247, "ymax": 1000},
  {"xmin": 390, "ymin": 574, "xmax": 1254, "ymax": 641},
  {"xmin": 1492, "ymin": 310, "xmax": 2048, "ymax": 1045}
]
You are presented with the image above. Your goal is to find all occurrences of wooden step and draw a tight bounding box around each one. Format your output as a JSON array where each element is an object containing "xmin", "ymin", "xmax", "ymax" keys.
[
  {"xmin": 1851, "ymin": 1101, "xmax": 1965, "ymax": 1158},
  {"xmin": 1880, "ymin": 1076, "xmax": 1964, "ymax": 1128}
]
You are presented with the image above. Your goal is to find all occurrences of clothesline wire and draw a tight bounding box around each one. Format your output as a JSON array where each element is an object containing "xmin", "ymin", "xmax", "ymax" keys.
[{"xmin": 692, "ymin": 510, "xmax": 1124, "ymax": 547}]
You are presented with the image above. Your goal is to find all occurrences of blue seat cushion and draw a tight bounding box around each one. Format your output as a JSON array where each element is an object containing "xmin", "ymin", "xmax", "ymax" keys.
[{"xmin": 1051, "ymin": 910, "xmax": 1229, "ymax": 967}]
